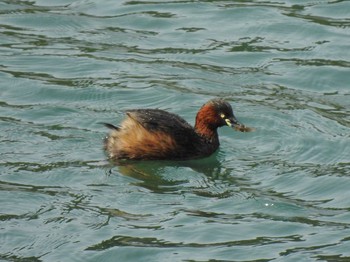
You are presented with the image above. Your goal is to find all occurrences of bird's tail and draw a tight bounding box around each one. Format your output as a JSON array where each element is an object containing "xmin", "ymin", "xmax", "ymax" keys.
[{"xmin": 102, "ymin": 123, "xmax": 120, "ymax": 131}]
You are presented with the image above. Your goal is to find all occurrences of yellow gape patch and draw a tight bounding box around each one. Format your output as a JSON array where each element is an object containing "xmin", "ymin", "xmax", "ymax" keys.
[{"xmin": 225, "ymin": 118, "xmax": 232, "ymax": 126}]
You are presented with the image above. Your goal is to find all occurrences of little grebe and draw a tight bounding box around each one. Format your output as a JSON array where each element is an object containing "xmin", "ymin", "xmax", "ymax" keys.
[{"xmin": 104, "ymin": 98, "xmax": 253, "ymax": 161}]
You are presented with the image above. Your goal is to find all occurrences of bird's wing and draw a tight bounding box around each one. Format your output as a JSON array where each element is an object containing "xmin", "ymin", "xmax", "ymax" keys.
[
  {"xmin": 126, "ymin": 109, "xmax": 192, "ymax": 131},
  {"xmin": 126, "ymin": 109, "xmax": 200, "ymax": 147}
]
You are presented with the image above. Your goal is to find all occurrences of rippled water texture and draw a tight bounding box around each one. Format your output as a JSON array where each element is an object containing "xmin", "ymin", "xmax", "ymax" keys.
[{"xmin": 1, "ymin": 0, "xmax": 350, "ymax": 261}]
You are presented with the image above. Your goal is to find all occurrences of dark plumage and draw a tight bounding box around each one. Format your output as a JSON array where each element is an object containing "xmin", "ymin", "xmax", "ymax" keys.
[{"xmin": 104, "ymin": 98, "xmax": 253, "ymax": 161}]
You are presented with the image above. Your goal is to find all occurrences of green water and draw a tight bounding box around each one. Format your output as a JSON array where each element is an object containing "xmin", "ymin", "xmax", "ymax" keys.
[{"xmin": 1, "ymin": 0, "xmax": 350, "ymax": 261}]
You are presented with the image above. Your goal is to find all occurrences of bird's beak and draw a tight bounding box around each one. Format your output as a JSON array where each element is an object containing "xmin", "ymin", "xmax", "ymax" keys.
[
  {"xmin": 224, "ymin": 116, "xmax": 240, "ymax": 128},
  {"xmin": 225, "ymin": 116, "xmax": 255, "ymax": 132}
]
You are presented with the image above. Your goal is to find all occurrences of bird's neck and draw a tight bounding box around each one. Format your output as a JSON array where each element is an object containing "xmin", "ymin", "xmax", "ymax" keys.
[{"xmin": 195, "ymin": 108, "xmax": 219, "ymax": 144}]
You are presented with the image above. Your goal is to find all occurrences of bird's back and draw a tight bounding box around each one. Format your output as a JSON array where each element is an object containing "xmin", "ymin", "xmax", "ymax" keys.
[{"xmin": 104, "ymin": 109, "xmax": 208, "ymax": 160}]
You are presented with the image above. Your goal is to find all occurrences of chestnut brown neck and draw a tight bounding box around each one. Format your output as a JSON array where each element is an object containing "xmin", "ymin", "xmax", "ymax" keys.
[{"xmin": 194, "ymin": 104, "xmax": 219, "ymax": 143}]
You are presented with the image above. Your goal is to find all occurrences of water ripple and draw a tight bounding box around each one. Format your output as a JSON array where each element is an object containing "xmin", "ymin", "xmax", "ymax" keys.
[
  {"xmin": 1, "ymin": 0, "xmax": 350, "ymax": 261},
  {"xmin": 85, "ymin": 234, "xmax": 303, "ymax": 250}
]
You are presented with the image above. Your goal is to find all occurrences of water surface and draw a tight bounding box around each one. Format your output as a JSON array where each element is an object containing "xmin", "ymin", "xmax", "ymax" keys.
[{"xmin": 1, "ymin": 0, "xmax": 350, "ymax": 261}]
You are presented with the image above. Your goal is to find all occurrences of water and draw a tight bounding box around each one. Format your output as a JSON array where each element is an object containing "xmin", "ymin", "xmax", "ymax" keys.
[{"xmin": 1, "ymin": 0, "xmax": 349, "ymax": 261}]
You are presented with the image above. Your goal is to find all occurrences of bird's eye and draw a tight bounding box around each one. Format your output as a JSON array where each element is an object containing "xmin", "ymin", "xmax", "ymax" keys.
[{"xmin": 220, "ymin": 113, "xmax": 225, "ymax": 119}]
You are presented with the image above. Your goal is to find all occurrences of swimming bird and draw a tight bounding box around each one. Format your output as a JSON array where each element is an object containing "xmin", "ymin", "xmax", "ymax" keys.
[{"xmin": 104, "ymin": 98, "xmax": 253, "ymax": 161}]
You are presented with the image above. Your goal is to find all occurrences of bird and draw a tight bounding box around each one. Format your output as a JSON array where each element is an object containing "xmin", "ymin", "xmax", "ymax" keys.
[{"xmin": 104, "ymin": 98, "xmax": 253, "ymax": 161}]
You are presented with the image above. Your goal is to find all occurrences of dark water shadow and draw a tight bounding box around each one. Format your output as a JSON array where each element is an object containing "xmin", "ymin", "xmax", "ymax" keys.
[{"xmin": 106, "ymin": 152, "xmax": 251, "ymax": 198}]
